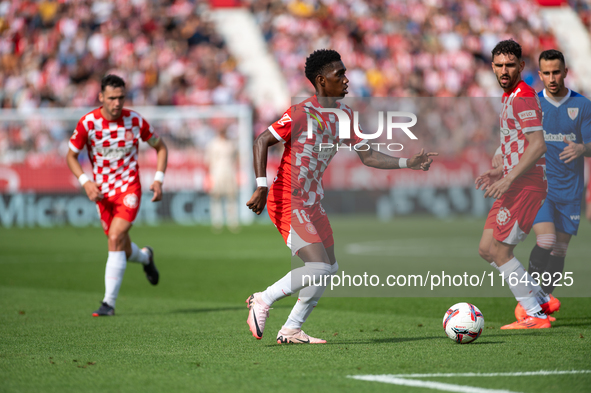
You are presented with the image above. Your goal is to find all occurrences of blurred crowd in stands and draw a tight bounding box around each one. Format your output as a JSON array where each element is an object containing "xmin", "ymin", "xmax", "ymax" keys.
[
  {"xmin": 0, "ymin": 0, "xmax": 246, "ymax": 110},
  {"xmin": 0, "ymin": 0, "xmax": 246, "ymax": 165},
  {"xmin": 249, "ymin": 0, "xmax": 558, "ymax": 98},
  {"xmin": 0, "ymin": 0, "xmax": 577, "ymax": 165},
  {"xmin": 571, "ymin": 0, "xmax": 591, "ymax": 30}
]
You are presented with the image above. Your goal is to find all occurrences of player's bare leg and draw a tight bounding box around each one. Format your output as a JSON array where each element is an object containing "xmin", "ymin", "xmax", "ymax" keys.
[
  {"xmin": 478, "ymin": 229, "xmax": 495, "ymax": 265},
  {"xmin": 490, "ymin": 240, "xmax": 550, "ymax": 329},
  {"xmin": 587, "ymin": 202, "xmax": 591, "ymax": 222}
]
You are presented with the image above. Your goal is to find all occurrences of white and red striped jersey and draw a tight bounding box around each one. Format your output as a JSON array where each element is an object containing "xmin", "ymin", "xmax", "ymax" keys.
[
  {"xmin": 499, "ymin": 80, "xmax": 546, "ymax": 191},
  {"xmin": 268, "ymin": 95, "xmax": 367, "ymax": 206},
  {"xmin": 69, "ymin": 107, "xmax": 155, "ymax": 197}
]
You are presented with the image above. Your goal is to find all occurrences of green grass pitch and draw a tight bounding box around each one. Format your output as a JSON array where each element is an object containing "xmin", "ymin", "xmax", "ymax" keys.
[{"xmin": 1, "ymin": 217, "xmax": 590, "ymax": 392}]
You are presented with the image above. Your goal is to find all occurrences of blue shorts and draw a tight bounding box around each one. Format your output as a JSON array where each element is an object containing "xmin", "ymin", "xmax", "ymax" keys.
[{"xmin": 533, "ymin": 198, "xmax": 581, "ymax": 236}]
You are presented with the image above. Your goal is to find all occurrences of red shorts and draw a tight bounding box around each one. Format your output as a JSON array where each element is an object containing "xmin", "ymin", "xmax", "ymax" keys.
[
  {"xmin": 484, "ymin": 187, "xmax": 546, "ymax": 245},
  {"xmin": 96, "ymin": 183, "xmax": 142, "ymax": 235},
  {"xmin": 267, "ymin": 188, "xmax": 334, "ymax": 256},
  {"xmin": 586, "ymin": 180, "xmax": 591, "ymax": 204}
]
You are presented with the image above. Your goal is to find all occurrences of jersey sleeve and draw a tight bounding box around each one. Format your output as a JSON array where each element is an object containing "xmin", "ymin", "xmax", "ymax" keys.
[
  {"xmin": 513, "ymin": 95, "xmax": 543, "ymax": 133},
  {"xmin": 139, "ymin": 117, "xmax": 156, "ymax": 142},
  {"xmin": 69, "ymin": 121, "xmax": 88, "ymax": 153},
  {"xmin": 267, "ymin": 109, "xmax": 292, "ymax": 144}
]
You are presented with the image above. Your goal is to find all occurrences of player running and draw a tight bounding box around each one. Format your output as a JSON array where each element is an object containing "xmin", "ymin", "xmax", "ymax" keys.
[
  {"xmin": 66, "ymin": 75, "xmax": 168, "ymax": 317},
  {"xmin": 245, "ymin": 49, "xmax": 437, "ymax": 344},
  {"xmin": 510, "ymin": 50, "xmax": 590, "ymax": 321},
  {"xmin": 475, "ymin": 40, "xmax": 550, "ymax": 329}
]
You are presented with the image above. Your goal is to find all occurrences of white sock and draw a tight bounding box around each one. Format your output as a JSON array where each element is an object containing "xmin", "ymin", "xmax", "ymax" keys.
[
  {"xmin": 103, "ymin": 251, "xmax": 127, "ymax": 308},
  {"xmin": 284, "ymin": 263, "xmax": 331, "ymax": 329},
  {"xmin": 261, "ymin": 262, "xmax": 331, "ymax": 306},
  {"xmin": 283, "ymin": 292, "xmax": 324, "ymax": 330},
  {"xmin": 498, "ymin": 257, "xmax": 546, "ymax": 318},
  {"xmin": 128, "ymin": 243, "xmax": 150, "ymax": 265}
]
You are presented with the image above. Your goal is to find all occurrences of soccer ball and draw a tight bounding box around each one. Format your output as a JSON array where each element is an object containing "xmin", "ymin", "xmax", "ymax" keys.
[{"xmin": 442, "ymin": 302, "xmax": 484, "ymax": 344}]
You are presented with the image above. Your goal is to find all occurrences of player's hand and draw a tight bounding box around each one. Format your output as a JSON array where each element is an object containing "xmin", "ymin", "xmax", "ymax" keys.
[
  {"xmin": 246, "ymin": 187, "xmax": 268, "ymax": 215},
  {"xmin": 559, "ymin": 136, "xmax": 586, "ymax": 164},
  {"xmin": 475, "ymin": 168, "xmax": 503, "ymax": 191},
  {"xmin": 492, "ymin": 154, "xmax": 503, "ymax": 169},
  {"xmin": 407, "ymin": 149, "xmax": 439, "ymax": 171},
  {"xmin": 83, "ymin": 181, "xmax": 102, "ymax": 202},
  {"xmin": 150, "ymin": 181, "xmax": 163, "ymax": 202},
  {"xmin": 480, "ymin": 171, "xmax": 511, "ymax": 199}
]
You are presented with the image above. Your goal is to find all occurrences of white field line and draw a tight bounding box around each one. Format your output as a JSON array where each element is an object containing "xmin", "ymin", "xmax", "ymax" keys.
[
  {"xmin": 348, "ymin": 371, "xmax": 591, "ymax": 393},
  {"xmin": 349, "ymin": 375, "xmax": 518, "ymax": 393},
  {"xmin": 357, "ymin": 370, "xmax": 591, "ymax": 378}
]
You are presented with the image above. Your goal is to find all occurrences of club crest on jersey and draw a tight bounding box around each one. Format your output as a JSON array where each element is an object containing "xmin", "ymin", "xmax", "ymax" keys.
[
  {"xmin": 568, "ymin": 108, "xmax": 579, "ymax": 120},
  {"xmin": 125, "ymin": 130, "xmax": 134, "ymax": 141},
  {"xmin": 123, "ymin": 194, "xmax": 139, "ymax": 209},
  {"xmin": 305, "ymin": 222, "xmax": 318, "ymax": 235},
  {"xmin": 496, "ymin": 207, "xmax": 511, "ymax": 226},
  {"xmin": 277, "ymin": 113, "xmax": 292, "ymax": 126}
]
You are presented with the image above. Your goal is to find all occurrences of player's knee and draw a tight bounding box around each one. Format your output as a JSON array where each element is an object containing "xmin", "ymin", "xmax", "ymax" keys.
[
  {"xmin": 107, "ymin": 232, "xmax": 126, "ymax": 247},
  {"xmin": 478, "ymin": 245, "xmax": 492, "ymax": 262}
]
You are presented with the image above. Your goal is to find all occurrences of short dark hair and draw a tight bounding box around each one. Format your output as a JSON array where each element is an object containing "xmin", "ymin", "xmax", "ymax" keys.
[
  {"xmin": 539, "ymin": 49, "xmax": 565, "ymax": 66},
  {"xmin": 101, "ymin": 74, "xmax": 126, "ymax": 91},
  {"xmin": 304, "ymin": 49, "xmax": 342, "ymax": 87},
  {"xmin": 491, "ymin": 39, "xmax": 522, "ymax": 61}
]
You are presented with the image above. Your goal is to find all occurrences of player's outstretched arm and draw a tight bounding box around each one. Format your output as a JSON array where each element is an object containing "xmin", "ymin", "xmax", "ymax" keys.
[
  {"xmin": 483, "ymin": 130, "xmax": 546, "ymax": 199},
  {"xmin": 246, "ymin": 130, "xmax": 279, "ymax": 215},
  {"xmin": 66, "ymin": 149, "xmax": 102, "ymax": 202},
  {"xmin": 559, "ymin": 137, "xmax": 591, "ymax": 164},
  {"xmin": 149, "ymin": 138, "xmax": 168, "ymax": 202},
  {"xmin": 356, "ymin": 147, "xmax": 438, "ymax": 171}
]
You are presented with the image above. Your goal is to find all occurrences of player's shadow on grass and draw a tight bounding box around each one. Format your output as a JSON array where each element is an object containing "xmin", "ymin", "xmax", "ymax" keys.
[{"xmin": 169, "ymin": 307, "xmax": 246, "ymax": 314}]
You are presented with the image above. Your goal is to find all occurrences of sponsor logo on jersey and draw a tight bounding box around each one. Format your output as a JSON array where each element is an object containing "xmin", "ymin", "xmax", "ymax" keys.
[
  {"xmin": 277, "ymin": 113, "xmax": 292, "ymax": 126},
  {"xmin": 94, "ymin": 146, "xmax": 133, "ymax": 159},
  {"xmin": 123, "ymin": 194, "xmax": 139, "ymax": 209},
  {"xmin": 570, "ymin": 215, "xmax": 580, "ymax": 221},
  {"xmin": 518, "ymin": 110, "xmax": 537, "ymax": 120},
  {"xmin": 568, "ymin": 107, "xmax": 579, "ymax": 120},
  {"xmin": 496, "ymin": 207, "xmax": 511, "ymax": 226},
  {"xmin": 543, "ymin": 131, "xmax": 576, "ymax": 142},
  {"xmin": 305, "ymin": 222, "xmax": 317, "ymax": 235}
]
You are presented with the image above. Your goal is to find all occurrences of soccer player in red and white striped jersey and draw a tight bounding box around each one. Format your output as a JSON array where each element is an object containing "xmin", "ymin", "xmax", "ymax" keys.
[
  {"xmin": 66, "ymin": 75, "xmax": 168, "ymax": 317},
  {"xmin": 475, "ymin": 40, "xmax": 550, "ymax": 329},
  {"xmin": 245, "ymin": 49, "xmax": 438, "ymax": 344}
]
